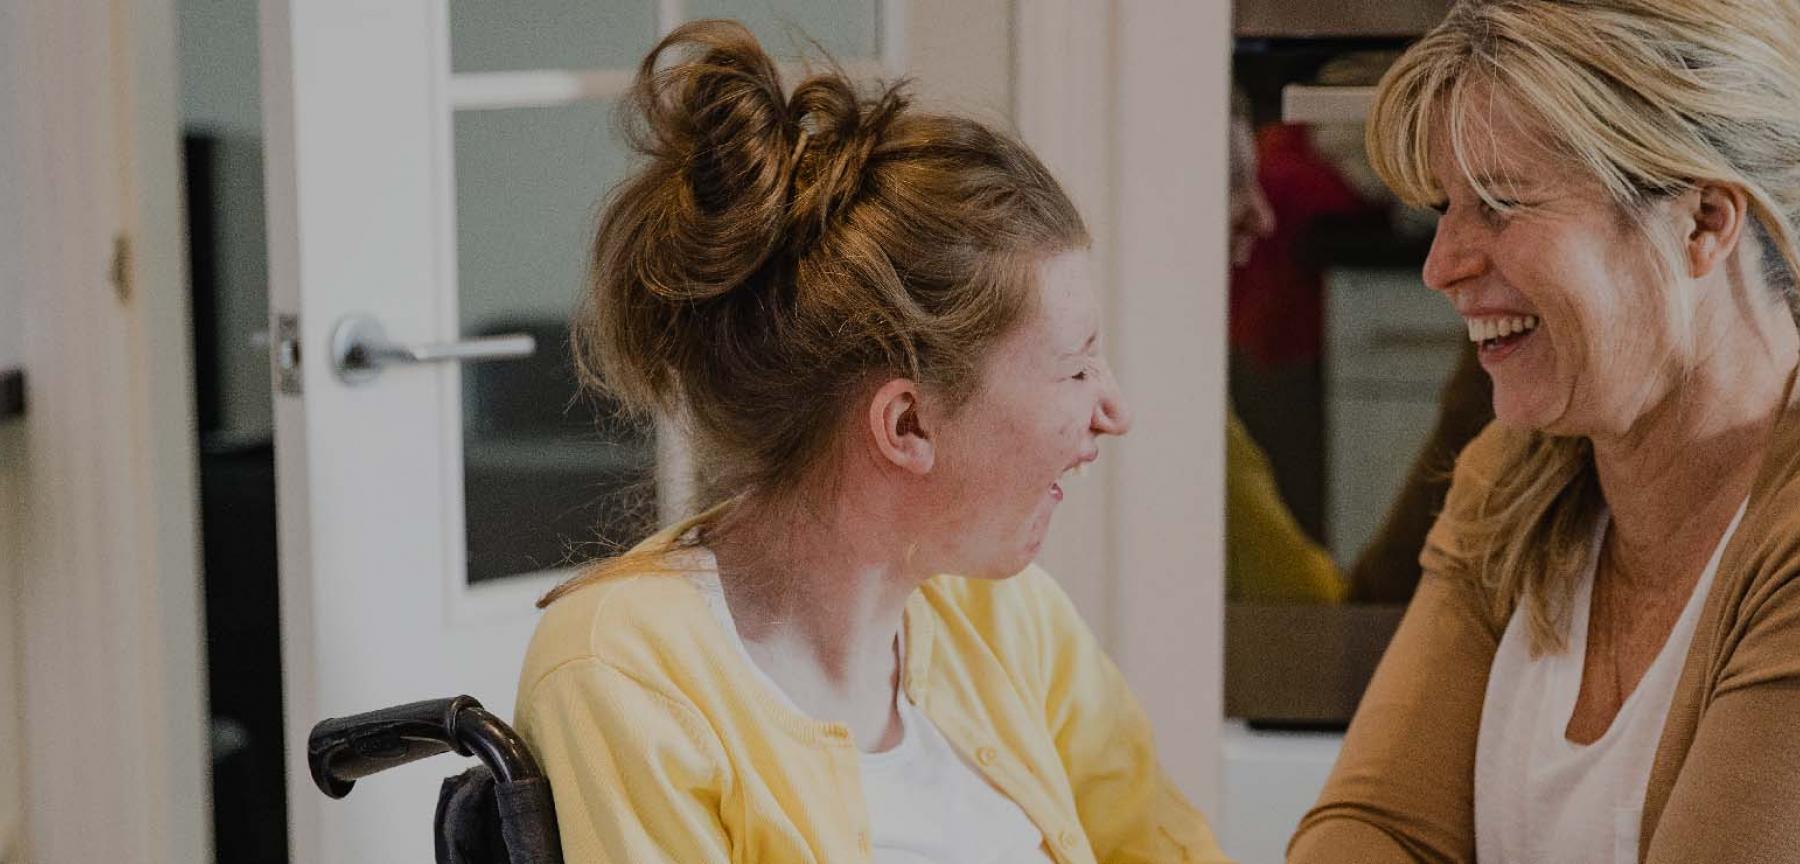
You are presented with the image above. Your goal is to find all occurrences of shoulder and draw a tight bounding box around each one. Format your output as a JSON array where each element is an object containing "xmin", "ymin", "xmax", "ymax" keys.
[
  {"xmin": 1722, "ymin": 431, "xmax": 1800, "ymax": 624},
  {"xmin": 513, "ymin": 574, "xmax": 733, "ymax": 804},
  {"xmin": 519, "ymin": 557, "xmax": 720, "ymax": 705},
  {"xmin": 1746, "ymin": 408, "xmax": 1800, "ymax": 560},
  {"xmin": 1418, "ymin": 422, "xmax": 1528, "ymax": 574},
  {"xmin": 1688, "ymin": 421, "xmax": 1800, "ymax": 699}
]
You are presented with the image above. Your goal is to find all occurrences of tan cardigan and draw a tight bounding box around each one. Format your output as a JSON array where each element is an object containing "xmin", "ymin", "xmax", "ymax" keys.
[{"xmin": 1290, "ymin": 381, "xmax": 1800, "ymax": 863}]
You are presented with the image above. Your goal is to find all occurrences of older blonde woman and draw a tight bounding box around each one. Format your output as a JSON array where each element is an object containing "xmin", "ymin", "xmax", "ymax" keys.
[{"xmin": 1291, "ymin": 1, "xmax": 1800, "ymax": 862}]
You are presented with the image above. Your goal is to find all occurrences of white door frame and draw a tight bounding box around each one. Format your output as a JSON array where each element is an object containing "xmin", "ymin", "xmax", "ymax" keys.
[
  {"xmin": 1015, "ymin": 0, "xmax": 1231, "ymax": 815},
  {"xmin": 4, "ymin": 0, "xmax": 210, "ymax": 862}
]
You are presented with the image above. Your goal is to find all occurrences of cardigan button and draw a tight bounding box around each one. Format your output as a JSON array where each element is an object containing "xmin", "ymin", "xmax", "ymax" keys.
[
  {"xmin": 1058, "ymin": 829, "xmax": 1080, "ymax": 851},
  {"xmin": 976, "ymin": 746, "xmax": 999, "ymax": 766}
]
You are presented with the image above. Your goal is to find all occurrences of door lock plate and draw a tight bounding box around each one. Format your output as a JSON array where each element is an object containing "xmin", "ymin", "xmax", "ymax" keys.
[{"xmin": 275, "ymin": 314, "xmax": 302, "ymax": 395}]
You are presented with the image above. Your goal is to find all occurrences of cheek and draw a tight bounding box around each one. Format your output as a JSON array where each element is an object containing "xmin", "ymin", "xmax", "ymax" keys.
[
  {"xmin": 1566, "ymin": 259, "xmax": 1669, "ymax": 373},
  {"xmin": 1507, "ymin": 243, "xmax": 1605, "ymax": 364},
  {"xmin": 1506, "ymin": 237, "xmax": 1675, "ymax": 430},
  {"xmin": 1038, "ymin": 399, "xmax": 1089, "ymax": 457},
  {"xmin": 949, "ymin": 410, "xmax": 1040, "ymax": 495},
  {"xmin": 988, "ymin": 404, "xmax": 1083, "ymax": 495}
]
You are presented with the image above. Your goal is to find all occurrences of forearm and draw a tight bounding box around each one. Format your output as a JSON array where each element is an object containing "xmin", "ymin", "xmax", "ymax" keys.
[{"xmin": 1289, "ymin": 575, "xmax": 1493, "ymax": 864}]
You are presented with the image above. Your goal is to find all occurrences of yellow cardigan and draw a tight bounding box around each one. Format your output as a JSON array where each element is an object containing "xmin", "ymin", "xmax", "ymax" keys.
[{"xmin": 514, "ymin": 555, "xmax": 1231, "ymax": 863}]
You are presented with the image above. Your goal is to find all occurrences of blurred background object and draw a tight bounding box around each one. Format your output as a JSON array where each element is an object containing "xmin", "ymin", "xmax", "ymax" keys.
[
  {"xmin": 1220, "ymin": 1, "xmax": 1484, "ymax": 860},
  {"xmin": 1234, "ymin": 0, "xmax": 1451, "ymax": 39}
]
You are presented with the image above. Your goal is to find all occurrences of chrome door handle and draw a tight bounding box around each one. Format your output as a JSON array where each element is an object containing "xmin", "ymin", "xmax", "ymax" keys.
[{"xmin": 331, "ymin": 314, "xmax": 536, "ymax": 385}]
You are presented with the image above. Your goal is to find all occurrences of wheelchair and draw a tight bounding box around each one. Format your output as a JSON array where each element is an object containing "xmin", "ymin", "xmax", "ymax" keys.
[{"xmin": 308, "ymin": 696, "xmax": 564, "ymax": 864}]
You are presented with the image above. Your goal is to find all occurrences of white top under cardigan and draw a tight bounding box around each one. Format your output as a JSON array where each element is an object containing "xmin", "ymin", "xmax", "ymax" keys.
[
  {"xmin": 1475, "ymin": 499, "xmax": 1748, "ymax": 864},
  {"xmin": 688, "ymin": 569, "xmax": 1054, "ymax": 864}
]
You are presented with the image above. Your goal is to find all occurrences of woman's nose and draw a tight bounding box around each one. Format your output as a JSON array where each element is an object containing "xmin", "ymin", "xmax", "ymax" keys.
[
  {"xmin": 1092, "ymin": 364, "xmax": 1133, "ymax": 437},
  {"xmin": 1421, "ymin": 209, "xmax": 1486, "ymax": 294}
]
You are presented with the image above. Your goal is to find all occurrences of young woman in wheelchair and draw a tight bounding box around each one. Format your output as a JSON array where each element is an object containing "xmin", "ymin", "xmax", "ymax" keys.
[{"xmin": 515, "ymin": 18, "xmax": 1229, "ymax": 864}]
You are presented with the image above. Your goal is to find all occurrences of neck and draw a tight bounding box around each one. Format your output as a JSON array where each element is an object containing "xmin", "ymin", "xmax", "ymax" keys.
[
  {"xmin": 1591, "ymin": 298, "xmax": 1796, "ymax": 572},
  {"xmin": 707, "ymin": 488, "xmax": 921, "ymax": 702}
]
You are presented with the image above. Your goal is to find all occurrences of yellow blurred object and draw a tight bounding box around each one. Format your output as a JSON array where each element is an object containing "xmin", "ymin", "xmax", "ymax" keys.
[{"xmin": 1226, "ymin": 410, "xmax": 1347, "ymax": 604}]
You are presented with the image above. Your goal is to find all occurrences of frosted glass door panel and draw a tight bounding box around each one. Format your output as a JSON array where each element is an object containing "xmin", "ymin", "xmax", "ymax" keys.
[
  {"xmin": 454, "ymin": 101, "xmax": 654, "ymax": 584},
  {"xmin": 450, "ymin": 0, "xmax": 659, "ymax": 72},
  {"xmin": 685, "ymin": 0, "xmax": 879, "ymax": 58}
]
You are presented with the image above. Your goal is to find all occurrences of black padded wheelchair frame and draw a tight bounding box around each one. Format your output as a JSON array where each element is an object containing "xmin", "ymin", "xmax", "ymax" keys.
[{"xmin": 308, "ymin": 695, "xmax": 563, "ymax": 864}]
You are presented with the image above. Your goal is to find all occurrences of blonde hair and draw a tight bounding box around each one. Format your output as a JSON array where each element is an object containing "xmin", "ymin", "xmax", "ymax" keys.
[
  {"xmin": 1367, "ymin": 0, "xmax": 1800, "ymax": 652},
  {"xmin": 539, "ymin": 21, "xmax": 1086, "ymax": 607}
]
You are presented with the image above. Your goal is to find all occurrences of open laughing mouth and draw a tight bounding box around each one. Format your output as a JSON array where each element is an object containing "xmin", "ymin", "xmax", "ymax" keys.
[
  {"xmin": 1466, "ymin": 313, "xmax": 1539, "ymax": 362},
  {"xmin": 1050, "ymin": 460, "xmax": 1093, "ymax": 502}
]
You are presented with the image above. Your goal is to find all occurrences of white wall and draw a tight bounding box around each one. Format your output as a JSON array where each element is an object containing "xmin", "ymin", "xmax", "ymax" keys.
[
  {"xmin": 1110, "ymin": 0, "xmax": 1230, "ymax": 818},
  {"xmin": 1017, "ymin": 0, "xmax": 1232, "ymax": 819},
  {"xmin": 5, "ymin": 1, "xmax": 208, "ymax": 861},
  {"xmin": 0, "ymin": 0, "xmax": 29, "ymax": 856},
  {"xmin": 906, "ymin": 0, "xmax": 1013, "ymax": 120},
  {"xmin": 0, "ymin": 0, "xmax": 23, "ymax": 379}
]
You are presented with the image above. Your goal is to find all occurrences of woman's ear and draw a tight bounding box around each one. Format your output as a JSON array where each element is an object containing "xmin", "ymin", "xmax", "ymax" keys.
[
  {"xmin": 1685, "ymin": 182, "xmax": 1750, "ymax": 280},
  {"xmin": 867, "ymin": 378, "xmax": 935, "ymax": 475}
]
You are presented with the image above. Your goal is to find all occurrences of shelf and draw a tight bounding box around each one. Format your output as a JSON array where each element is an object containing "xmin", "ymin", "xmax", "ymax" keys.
[{"xmin": 1281, "ymin": 84, "xmax": 1376, "ymax": 125}]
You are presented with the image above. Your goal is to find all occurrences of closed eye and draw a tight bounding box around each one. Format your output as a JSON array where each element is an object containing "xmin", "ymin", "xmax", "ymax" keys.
[{"xmin": 1430, "ymin": 198, "xmax": 1523, "ymax": 221}]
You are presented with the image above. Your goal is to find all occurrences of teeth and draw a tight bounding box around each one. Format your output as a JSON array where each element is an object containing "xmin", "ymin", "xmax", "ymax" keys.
[{"xmin": 1465, "ymin": 314, "xmax": 1539, "ymax": 344}]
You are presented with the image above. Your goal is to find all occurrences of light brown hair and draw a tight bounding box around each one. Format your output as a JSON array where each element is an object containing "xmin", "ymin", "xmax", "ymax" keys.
[
  {"xmin": 540, "ymin": 20, "xmax": 1087, "ymax": 606},
  {"xmin": 1367, "ymin": 0, "xmax": 1800, "ymax": 652}
]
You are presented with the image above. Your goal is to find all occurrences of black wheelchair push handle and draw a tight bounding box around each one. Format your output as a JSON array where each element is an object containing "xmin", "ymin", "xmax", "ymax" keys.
[{"xmin": 308, "ymin": 695, "xmax": 543, "ymax": 799}]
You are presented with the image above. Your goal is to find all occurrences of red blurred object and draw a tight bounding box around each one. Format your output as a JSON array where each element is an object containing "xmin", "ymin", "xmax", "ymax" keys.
[{"xmin": 1230, "ymin": 124, "xmax": 1378, "ymax": 369}]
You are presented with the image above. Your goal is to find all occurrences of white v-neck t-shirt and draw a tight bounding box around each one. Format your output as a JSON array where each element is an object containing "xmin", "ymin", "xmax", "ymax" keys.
[
  {"xmin": 688, "ymin": 569, "xmax": 1053, "ymax": 864},
  {"xmin": 1475, "ymin": 499, "xmax": 1748, "ymax": 864}
]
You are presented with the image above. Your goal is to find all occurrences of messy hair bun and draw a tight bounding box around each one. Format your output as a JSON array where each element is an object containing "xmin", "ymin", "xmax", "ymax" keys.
[{"xmin": 558, "ymin": 19, "xmax": 1085, "ymax": 591}]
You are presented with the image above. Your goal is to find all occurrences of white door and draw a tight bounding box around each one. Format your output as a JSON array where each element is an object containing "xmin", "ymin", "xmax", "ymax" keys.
[{"xmin": 260, "ymin": 2, "xmax": 1002, "ymax": 861}]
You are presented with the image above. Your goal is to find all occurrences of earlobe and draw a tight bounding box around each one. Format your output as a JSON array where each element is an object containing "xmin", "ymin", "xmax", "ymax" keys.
[
  {"xmin": 868, "ymin": 379, "xmax": 935, "ymax": 475},
  {"xmin": 1688, "ymin": 183, "xmax": 1749, "ymax": 279}
]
